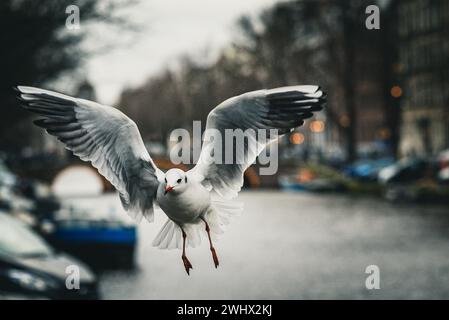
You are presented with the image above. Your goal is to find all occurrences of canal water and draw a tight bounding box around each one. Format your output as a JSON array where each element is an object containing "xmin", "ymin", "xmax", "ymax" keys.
[{"xmin": 62, "ymin": 191, "xmax": 449, "ymax": 299}]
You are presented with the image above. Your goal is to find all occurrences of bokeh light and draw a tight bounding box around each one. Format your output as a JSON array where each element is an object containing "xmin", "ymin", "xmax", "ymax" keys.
[
  {"xmin": 390, "ymin": 85, "xmax": 403, "ymax": 98},
  {"xmin": 309, "ymin": 120, "xmax": 325, "ymax": 133},
  {"xmin": 290, "ymin": 132, "xmax": 305, "ymax": 145}
]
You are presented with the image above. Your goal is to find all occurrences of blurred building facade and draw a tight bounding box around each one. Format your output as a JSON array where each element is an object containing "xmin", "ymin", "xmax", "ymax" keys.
[
  {"xmin": 352, "ymin": 20, "xmax": 391, "ymax": 152},
  {"xmin": 322, "ymin": 1, "xmax": 396, "ymax": 160},
  {"xmin": 398, "ymin": 0, "xmax": 449, "ymax": 157}
]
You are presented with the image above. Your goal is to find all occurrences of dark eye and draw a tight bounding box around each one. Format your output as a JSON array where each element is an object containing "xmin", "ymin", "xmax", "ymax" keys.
[{"xmin": 177, "ymin": 178, "xmax": 182, "ymax": 183}]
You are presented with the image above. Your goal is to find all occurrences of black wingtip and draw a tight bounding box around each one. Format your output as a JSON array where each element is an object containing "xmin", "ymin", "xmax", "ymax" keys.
[
  {"xmin": 14, "ymin": 87, "xmax": 26, "ymax": 108},
  {"xmin": 33, "ymin": 119, "xmax": 47, "ymax": 128},
  {"xmin": 13, "ymin": 85, "xmax": 26, "ymax": 93}
]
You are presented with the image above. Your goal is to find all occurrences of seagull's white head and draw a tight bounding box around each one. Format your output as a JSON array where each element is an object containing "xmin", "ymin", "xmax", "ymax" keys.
[{"xmin": 164, "ymin": 168, "xmax": 188, "ymax": 194}]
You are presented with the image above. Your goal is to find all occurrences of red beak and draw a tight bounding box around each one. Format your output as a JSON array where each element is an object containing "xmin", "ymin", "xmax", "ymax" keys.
[{"xmin": 164, "ymin": 185, "xmax": 174, "ymax": 194}]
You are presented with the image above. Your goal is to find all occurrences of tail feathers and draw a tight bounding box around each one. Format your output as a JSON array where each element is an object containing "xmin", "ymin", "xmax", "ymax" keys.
[
  {"xmin": 152, "ymin": 219, "xmax": 182, "ymax": 250},
  {"xmin": 152, "ymin": 198, "xmax": 243, "ymax": 250},
  {"xmin": 152, "ymin": 219, "xmax": 206, "ymax": 249}
]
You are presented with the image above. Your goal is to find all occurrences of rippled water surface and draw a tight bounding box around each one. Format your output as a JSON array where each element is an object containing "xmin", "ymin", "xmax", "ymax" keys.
[{"xmin": 65, "ymin": 191, "xmax": 449, "ymax": 299}]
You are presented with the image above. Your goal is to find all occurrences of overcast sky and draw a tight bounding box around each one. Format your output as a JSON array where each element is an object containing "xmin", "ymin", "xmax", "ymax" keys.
[{"xmin": 84, "ymin": 0, "xmax": 281, "ymax": 105}]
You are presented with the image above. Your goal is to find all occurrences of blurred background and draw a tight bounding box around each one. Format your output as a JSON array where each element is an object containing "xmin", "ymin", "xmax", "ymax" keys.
[{"xmin": 0, "ymin": 0, "xmax": 448, "ymax": 299}]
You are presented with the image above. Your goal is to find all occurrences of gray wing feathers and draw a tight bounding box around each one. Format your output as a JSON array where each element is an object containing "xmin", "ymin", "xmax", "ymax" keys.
[
  {"xmin": 16, "ymin": 86, "xmax": 161, "ymax": 223},
  {"xmin": 192, "ymin": 85, "xmax": 326, "ymax": 198}
]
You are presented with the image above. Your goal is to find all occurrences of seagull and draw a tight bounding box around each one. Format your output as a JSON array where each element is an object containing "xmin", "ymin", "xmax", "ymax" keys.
[{"xmin": 16, "ymin": 85, "xmax": 326, "ymax": 275}]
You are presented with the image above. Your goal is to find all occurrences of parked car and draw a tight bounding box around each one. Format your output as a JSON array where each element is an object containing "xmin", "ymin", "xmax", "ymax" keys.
[
  {"xmin": 438, "ymin": 149, "xmax": 449, "ymax": 184},
  {"xmin": 378, "ymin": 158, "xmax": 437, "ymax": 184},
  {"xmin": 438, "ymin": 167, "xmax": 449, "ymax": 184},
  {"xmin": 344, "ymin": 157, "xmax": 395, "ymax": 182},
  {"xmin": 378, "ymin": 158, "xmax": 444, "ymax": 202},
  {"xmin": 0, "ymin": 159, "xmax": 17, "ymax": 188},
  {"xmin": 0, "ymin": 212, "xmax": 99, "ymax": 299},
  {"xmin": 17, "ymin": 179, "xmax": 61, "ymax": 220}
]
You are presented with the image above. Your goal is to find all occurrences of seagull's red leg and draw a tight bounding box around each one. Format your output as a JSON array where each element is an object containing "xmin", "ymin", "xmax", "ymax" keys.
[
  {"xmin": 200, "ymin": 217, "xmax": 219, "ymax": 268},
  {"xmin": 181, "ymin": 228, "xmax": 193, "ymax": 275}
]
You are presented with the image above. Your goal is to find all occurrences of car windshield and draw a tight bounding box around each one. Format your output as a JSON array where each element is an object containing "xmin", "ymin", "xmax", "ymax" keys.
[{"xmin": 0, "ymin": 213, "xmax": 52, "ymax": 257}]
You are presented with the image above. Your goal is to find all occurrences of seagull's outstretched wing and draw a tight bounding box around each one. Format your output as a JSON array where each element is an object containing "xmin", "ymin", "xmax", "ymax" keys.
[
  {"xmin": 16, "ymin": 86, "xmax": 163, "ymax": 223},
  {"xmin": 191, "ymin": 85, "xmax": 326, "ymax": 198}
]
